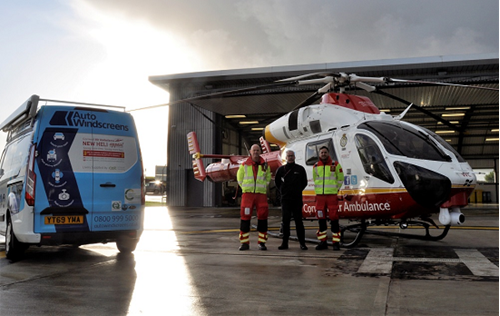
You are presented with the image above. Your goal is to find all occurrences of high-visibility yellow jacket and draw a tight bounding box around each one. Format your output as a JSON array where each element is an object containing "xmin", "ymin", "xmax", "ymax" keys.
[
  {"xmin": 313, "ymin": 157, "xmax": 344, "ymax": 195},
  {"xmin": 237, "ymin": 157, "xmax": 271, "ymax": 194}
]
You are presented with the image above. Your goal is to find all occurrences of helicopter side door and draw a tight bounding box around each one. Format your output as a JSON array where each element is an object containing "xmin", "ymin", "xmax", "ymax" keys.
[{"xmin": 299, "ymin": 135, "xmax": 340, "ymax": 218}]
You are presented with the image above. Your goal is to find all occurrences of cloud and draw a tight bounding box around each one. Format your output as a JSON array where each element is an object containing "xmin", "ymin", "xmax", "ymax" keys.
[
  {"xmin": 81, "ymin": 0, "xmax": 499, "ymax": 70},
  {"xmin": 0, "ymin": 0, "xmax": 497, "ymax": 176}
]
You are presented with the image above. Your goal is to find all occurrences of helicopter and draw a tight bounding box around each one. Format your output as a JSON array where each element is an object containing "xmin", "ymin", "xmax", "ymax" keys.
[{"xmin": 169, "ymin": 72, "xmax": 497, "ymax": 247}]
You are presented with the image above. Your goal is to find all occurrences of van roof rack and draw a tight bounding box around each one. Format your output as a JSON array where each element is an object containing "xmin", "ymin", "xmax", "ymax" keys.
[{"xmin": 0, "ymin": 95, "xmax": 126, "ymax": 132}]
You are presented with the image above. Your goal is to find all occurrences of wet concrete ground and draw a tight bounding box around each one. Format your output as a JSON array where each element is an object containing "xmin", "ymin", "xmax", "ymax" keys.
[{"xmin": 0, "ymin": 202, "xmax": 498, "ymax": 315}]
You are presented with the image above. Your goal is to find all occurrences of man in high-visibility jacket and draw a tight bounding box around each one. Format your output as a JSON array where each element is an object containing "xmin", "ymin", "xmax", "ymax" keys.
[
  {"xmin": 313, "ymin": 146, "xmax": 344, "ymax": 251},
  {"xmin": 237, "ymin": 144, "xmax": 272, "ymax": 251}
]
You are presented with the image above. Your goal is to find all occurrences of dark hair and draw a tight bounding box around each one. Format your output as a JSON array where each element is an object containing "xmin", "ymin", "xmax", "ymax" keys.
[{"xmin": 319, "ymin": 146, "xmax": 329, "ymax": 152}]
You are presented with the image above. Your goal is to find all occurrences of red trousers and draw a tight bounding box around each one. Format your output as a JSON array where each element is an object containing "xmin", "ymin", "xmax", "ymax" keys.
[
  {"xmin": 240, "ymin": 193, "xmax": 269, "ymax": 221},
  {"xmin": 315, "ymin": 194, "xmax": 339, "ymax": 220},
  {"xmin": 239, "ymin": 193, "xmax": 269, "ymax": 244}
]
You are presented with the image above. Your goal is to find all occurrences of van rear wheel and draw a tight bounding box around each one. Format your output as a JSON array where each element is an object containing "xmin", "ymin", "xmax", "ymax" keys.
[
  {"xmin": 116, "ymin": 236, "xmax": 138, "ymax": 253},
  {"xmin": 5, "ymin": 217, "xmax": 28, "ymax": 261}
]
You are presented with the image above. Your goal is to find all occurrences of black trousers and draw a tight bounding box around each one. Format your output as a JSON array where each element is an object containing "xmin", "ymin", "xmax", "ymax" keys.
[{"xmin": 281, "ymin": 199, "xmax": 306, "ymax": 245}]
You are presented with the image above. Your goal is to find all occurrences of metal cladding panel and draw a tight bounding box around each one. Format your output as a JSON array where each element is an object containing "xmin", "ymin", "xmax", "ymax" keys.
[
  {"xmin": 167, "ymin": 90, "xmax": 216, "ymax": 207},
  {"xmin": 467, "ymin": 158, "xmax": 499, "ymax": 169}
]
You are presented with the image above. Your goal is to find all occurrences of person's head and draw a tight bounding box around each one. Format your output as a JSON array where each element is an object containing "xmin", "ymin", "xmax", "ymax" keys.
[
  {"xmin": 285, "ymin": 150, "xmax": 296, "ymax": 164},
  {"xmin": 250, "ymin": 144, "xmax": 262, "ymax": 163},
  {"xmin": 319, "ymin": 146, "xmax": 330, "ymax": 162}
]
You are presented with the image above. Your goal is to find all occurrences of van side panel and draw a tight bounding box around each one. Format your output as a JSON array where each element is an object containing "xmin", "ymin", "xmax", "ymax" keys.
[
  {"xmin": 32, "ymin": 106, "xmax": 144, "ymax": 239},
  {"xmin": 0, "ymin": 133, "xmax": 32, "ymax": 235}
]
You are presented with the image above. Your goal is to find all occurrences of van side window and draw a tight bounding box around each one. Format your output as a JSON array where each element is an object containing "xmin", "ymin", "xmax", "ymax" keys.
[
  {"xmin": 0, "ymin": 135, "xmax": 31, "ymax": 179},
  {"xmin": 305, "ymin": 139, "xmax": 337, "ymax": 166},
  {"xmin": 355, "ymin": 134, "xmax": 394, "ymax": 184}
]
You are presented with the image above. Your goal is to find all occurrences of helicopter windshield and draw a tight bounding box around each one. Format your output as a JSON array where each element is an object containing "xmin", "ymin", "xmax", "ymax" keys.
[
  {"xmin": 419, "ymin": 126, "xmax": 466, "ymax": 162},
  {"xmin": 358, "ymin": 121, "xmax": 452, "ymax": 162}
]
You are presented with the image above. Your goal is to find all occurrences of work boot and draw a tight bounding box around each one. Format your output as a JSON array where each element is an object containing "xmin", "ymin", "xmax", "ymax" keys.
[
  {"xmin": 300, "ymin": 244, "xmax": 308, "ymax": 250},
  {"xmin": 315, "ymin": 241, "xmax": 328, "ymax": 250},
  {"xmin": 332, "ymin": 242, "xmax": 340, "ymax": 251},
  {"xmin": 239, "ymin": 243, "xmax": 249, "ymax": 251},
  {"xmin": 258, "ymin": 243, "xmax": 267, "ymax": 251},
  {"xmin": 278, "ymin": 243, "xmax": 288, "ymax": 250}
]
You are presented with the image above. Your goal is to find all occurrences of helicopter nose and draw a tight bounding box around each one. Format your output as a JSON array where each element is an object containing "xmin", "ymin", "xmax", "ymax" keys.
[{"xmin": 393, "ymin": 161, "xmax": 451, "ymax": 207}]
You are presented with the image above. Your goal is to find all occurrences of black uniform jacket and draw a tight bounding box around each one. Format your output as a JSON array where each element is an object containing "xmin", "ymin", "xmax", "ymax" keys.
[{"xmin": 275, "ymin": 163, "xmax": 308, "ymax": 201}]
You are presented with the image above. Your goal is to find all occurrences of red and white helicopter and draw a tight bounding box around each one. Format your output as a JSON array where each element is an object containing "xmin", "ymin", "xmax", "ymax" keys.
[{"xmin": 182, "ymin": 72, "xmax": 497, "ymax": 247}]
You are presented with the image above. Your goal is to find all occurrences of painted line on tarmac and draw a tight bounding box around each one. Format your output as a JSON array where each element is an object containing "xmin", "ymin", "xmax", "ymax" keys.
[
  {"xmin": 455, "ymin": 249, "xmax": 499, "ymax": 277},
  {"xmin": 175, "ymin": 227, "xmax": 282, "ymax": 234},
  {"xmin": 357, "ymin": 248, "xmax": 499, "ymax": 276},
  {"xmin": 0, "ymin": 251, "xmax": 5, "ymax": 258},
  {"xmin": 333, "ymin": 226, "xmax": 498, "ymax": 231},
  {"xmin": 176, "ymin": 228, "xmax": 240, "ymax": 234},
  {"xmin": 358, "ymin": 248, "xmax": 395, "ymax": 274},
  {"xmin": 177, "ymin": 225, "xmax": 498, "ymax": 235}
]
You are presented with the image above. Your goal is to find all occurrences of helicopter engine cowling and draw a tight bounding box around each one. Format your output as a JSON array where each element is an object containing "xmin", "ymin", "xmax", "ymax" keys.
[{"xmin": 264, "ymin": 93, "xmax": 387, "ymax": 147}]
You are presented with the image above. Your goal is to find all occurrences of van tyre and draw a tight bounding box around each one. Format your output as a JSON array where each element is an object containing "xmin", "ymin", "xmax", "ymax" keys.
[
  {"xmin": 5, "ymin": 217, "xmax": 28, "ymax": 261},
  {"xmin": 116, "ymin": 236, "xmax": 138, "ymax": 253}
]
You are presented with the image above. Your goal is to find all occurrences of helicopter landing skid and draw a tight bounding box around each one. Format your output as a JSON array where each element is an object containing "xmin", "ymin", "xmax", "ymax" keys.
[
  {"xmin": 340, "ymin": 219, "xmax": 451, "ymax": 248},
  {"xmin": 257, "ymin": 219, "xmax": 451, "ymax": 249},
  {"xmin": 340, "ymin": 220, "xmax": 366, "ymax": 248}
]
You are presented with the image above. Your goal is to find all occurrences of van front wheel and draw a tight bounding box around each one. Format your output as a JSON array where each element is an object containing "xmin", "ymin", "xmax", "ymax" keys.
[
  {"xmin": 5, "ymin": 217, "xmax": 28, "ymax": 261},
  {"xmin": 116, "ymin": 237, "xmax": 138, "ymax": 253}
]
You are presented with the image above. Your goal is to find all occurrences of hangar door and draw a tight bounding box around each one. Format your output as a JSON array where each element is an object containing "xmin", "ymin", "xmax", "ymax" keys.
[{"xmin": 186, "ymin": 169, "xmax": 204, "ymax": 207}]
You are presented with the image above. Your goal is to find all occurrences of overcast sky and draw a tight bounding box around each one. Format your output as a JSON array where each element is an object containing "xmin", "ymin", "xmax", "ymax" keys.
[{"xmin": 0, "ymin": 0, "xmax": 498, "ymax": 175}]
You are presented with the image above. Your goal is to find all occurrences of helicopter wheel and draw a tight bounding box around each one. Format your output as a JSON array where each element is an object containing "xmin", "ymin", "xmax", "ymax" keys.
[{"xmin": 340, "ymin": 220, "xmax": 366, "ymax": 248}]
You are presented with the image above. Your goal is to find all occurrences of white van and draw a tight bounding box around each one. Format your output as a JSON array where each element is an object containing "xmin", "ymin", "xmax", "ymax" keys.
[{"xmin": 0, "ymin": 95, "xmax": 145, "ymax": 260}]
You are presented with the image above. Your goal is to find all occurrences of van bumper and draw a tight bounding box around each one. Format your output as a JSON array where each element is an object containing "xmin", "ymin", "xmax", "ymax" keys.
[
  {"xmin": 39, "ymin": 230, "xmax": 141, "ymax": 246},
  {"xmin": 16, "ymin": 232, "xmax": 42, "ymax": 244}
]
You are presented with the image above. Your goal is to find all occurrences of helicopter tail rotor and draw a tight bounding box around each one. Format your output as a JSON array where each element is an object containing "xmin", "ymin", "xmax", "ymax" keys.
[
  {"xmin": 259, "ymin": 136, "xmax": 272, "ymax": 154},
  {"xmin": 187, "ymin": 131, "xmax": 207, "ymax": 182}
]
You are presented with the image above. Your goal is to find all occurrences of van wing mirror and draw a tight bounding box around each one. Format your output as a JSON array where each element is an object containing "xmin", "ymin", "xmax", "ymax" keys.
[{"xmin": 0, "ymin": 169, "xmax": 4, "ymax": 178}]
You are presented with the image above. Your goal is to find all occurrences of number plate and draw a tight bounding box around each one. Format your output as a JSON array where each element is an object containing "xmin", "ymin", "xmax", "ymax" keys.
[{"xmin": 44, "ymin": 215, "xmax": 84, "ymax": 225}]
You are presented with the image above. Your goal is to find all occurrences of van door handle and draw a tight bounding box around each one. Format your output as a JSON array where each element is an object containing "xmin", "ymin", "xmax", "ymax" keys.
[{"xmin": 100, "ymin": 182, "xmax": 116, "ymax": 188}]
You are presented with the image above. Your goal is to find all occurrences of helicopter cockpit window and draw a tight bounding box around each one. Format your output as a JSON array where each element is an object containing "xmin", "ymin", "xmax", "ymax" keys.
[
  {"xmin": 358, "ymin": 121, "xmax": 451, "ymax": 162},
  {"xmin": 419, "ymin": 126, "xmax": 466, "ymax": 162},
  {"xmin": 355, "ymin": 134, "xmax": 395, "ymax": 184},
  {"xmin": 305, "ymin": 139, "xmax": 337, "ymax": 166}
]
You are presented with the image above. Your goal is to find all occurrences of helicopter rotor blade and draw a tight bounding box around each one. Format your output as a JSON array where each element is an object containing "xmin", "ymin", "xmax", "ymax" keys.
[
  {"xmin": 275, "ymin": 72, "xmax": 336, "ymax": 82},
  {"xmin": 386, "ymin": 78, "xmax": 499, "ymax": 91},
  {"xmin": 290, "ymin": 91, "xmax": 323, "ymax": 111},
  {"xmin": 354, "ymin": 81, "xmax": 377, "ymax": 92},
  {"xmin": 348, "ymin": 74, "xmax": 387, "ymax": 84},
  {"xmin": 129, "ymin": 71, "xmax": 497, "ymax": 114},
  {"xmin": 127, "ymin": 80, "xmax": 295, "ymax": 112}
]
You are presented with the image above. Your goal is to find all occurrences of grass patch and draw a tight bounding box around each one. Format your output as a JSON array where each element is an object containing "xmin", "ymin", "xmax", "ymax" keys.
[{"xmin": 145, "ymin": 201, "xmax": 167, "ymax": 207}]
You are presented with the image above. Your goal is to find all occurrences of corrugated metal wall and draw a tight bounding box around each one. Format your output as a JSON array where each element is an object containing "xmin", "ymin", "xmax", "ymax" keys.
[
  {"xmin": 468, "ymin": 158, "xmax": 499, "ymax": 203},
  {"xmin": 167, "ymin": 88, "xmax": 217, "ymax": 207}
]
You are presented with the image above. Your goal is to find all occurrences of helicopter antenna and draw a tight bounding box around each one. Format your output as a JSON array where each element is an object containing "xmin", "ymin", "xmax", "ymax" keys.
[
  {"xmin": 244, "ymin": 142, "xmax": 249, "ymax": 155},
  {"xmin": 394, "ymin": 103, "xmax": 413, "ymax": 120},
  {"xmin": 373, "ymin": 89, "xmax": 459, "ymax": 130}
]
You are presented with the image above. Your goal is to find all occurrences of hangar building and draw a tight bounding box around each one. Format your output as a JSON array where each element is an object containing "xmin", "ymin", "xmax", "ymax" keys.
[{"xmin": 148, "ymin": 54, "xmax": 499, "ymax": 207}]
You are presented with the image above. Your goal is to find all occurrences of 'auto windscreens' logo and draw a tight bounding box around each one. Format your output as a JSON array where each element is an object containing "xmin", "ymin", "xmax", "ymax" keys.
[{"xmin": 49, "ymin": 111, "xmax": 129, "ymax": 131}]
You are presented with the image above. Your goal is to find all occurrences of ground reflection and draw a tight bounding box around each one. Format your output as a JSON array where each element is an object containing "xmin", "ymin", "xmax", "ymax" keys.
[{"xmin": 126, "ymin": 206, "xmax": 202, "ymax": 315}]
